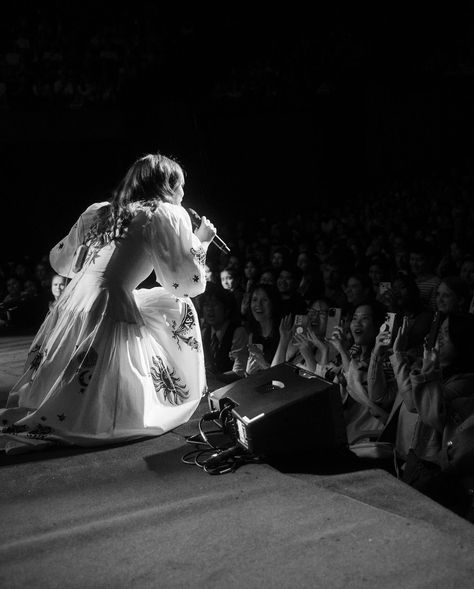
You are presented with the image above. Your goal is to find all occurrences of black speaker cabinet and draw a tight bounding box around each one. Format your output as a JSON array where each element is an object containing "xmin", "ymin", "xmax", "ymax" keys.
[{"xmin": 208, "ymin": 363, "xmax": 348, "ymax": 458}]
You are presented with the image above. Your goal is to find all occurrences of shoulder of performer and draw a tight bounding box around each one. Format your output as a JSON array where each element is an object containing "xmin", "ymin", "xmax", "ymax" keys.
[{"xmin": 151, "ymin": 202, "xmax": 192, "ymax": 231}]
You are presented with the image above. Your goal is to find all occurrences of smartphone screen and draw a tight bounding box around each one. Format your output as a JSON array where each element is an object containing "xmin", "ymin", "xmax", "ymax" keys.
[{"xmin": 380, "ymin": 311, "xmax": 401, "ymax": 345}]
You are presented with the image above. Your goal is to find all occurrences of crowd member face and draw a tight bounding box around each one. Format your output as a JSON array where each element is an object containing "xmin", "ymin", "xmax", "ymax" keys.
[
  {"xmin": 392, "ymin": 278, "xmax": 409, "ymax": 308},
  {"xmin": 436, "ymin": 282, "xmax": 463, "ymax": 314},
  {"xmin": 409, "ymin": 253, "xmax": 428, "ymax": 278},
  {"xmin": 202, "ymin": 296, "xmax": 227, "ymax": 330},
  {"xmin": 250, "ymin": 288, "xmax": 273, "ymax": 323},
  {"xmin": 271, "ymin": 251, "xmax": 284, "ymax": 269},
  {"xmin": 308, "ymin": 299, "xmax": 329, "ymax": 337},
  {"xmin": 51, "ymin": 275, "xmax": 66, "ymax": 300},
  {"xmin": 35, "ymin": 263, "xmax": 48, "ymax": 282},
  {"xmin": 228, "ymin": 256, "xmax": 241, "ymax": 271},
  {"xmin": 23, "ymin": 280, "xmax": 39, "ymax": 298},
  {"xmin": 220, "ymin": 269, "xmax": 234, "ymax": 291},
  {"xmin": 204, "ymin": 264, "xmax": 214, "ymax": 282},
  {"xmin": 7, "ymin": 277, "xmax": 21, "ymax": 297},
  {"xmin": 296, "ymin": 252, "xmax": 310, "ymax": 273},
  {"xmin": 436, "ymin": 318, "xmax": 457, "ymax": 368},
  {"xmin": 368, "ymin": 264, "xmax": 383, "ymax": 287},
  {"xmin": 244, "ymin": 260, "xmax": 258, "ymax": 281},
  {"xmin": 350, "ymin": 305, "xmax": 376, "ymax": 346},
  {"xmin": 345, "ymin": 277, "xmax": 367, "ymax": 306},
  {"xmin": 460, "ymin": 260, "xmax": 474, "ymax": 288},
  {"xmin": 277, "ymin": 270, "xmax": 295, "ymax": 295},
  {"xmin": 259, "ymin": 271, "xmax": 275, "ymax": 286},
  {"xmin": 15, "ymin": 263, "xmax": 29, "ymax": 280},
  {"xmin": 322, "ymin": 263, "xmax": 340, "ymax": 288}
]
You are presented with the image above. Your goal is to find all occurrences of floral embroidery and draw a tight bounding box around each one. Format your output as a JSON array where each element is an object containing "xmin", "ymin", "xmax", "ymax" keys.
[
  {"xmin": 150, "ymin": 356, "xmax": 189, "ymax": 405},
  {"xmin": 171, "ymin": 304, "xmax": 199, "ymax": 352},
  {"xmin": 57, "ymin": 414, "xmax": 66, "ymax": 422},
  {"xmin": 73, "ymin": 347, "xmax": 98, "ymax": 393},
  {"xmin": 193, "ymin": 275, "xmax": 200, "ymax": 282},
  {"xmin": 58, "ymin": 242, "xmax": 64, "ymax": 249},
  {"xmin": 190, "ymin": 246, "xmax": 206, "ymax": 266},
  {"xmin": 172, "ymin": 283, "xmax": 179, "ymax": 289}
]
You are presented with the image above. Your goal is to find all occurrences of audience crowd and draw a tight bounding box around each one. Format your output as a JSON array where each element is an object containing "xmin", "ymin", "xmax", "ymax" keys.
[
  {"xmin": 2, "ymin": 166, "xmax": 474, "ymax": 522},
  {"xmin": 1, "ymin": 6, "xmax": 470, "ymax": 112}
]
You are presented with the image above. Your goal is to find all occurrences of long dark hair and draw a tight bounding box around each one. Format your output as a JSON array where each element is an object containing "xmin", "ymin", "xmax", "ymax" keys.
[
  {"xmin": 247, "ymin": 283, "xmax": 282, "ymax": 337},
  {"xmin": 87, "ymin": 153, "xmax": 184, "ymax": 245}
]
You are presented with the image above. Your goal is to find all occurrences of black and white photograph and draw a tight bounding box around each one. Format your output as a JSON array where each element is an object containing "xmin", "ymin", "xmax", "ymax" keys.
[{"xmin": 1, "ymin": 3, "xmax": 474, "ymax": 587}]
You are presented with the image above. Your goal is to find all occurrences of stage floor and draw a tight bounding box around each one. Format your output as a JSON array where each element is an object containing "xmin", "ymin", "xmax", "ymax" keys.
[{"xmin": 1, "ymin": 334, "xmax": 474, "ymax": 588}]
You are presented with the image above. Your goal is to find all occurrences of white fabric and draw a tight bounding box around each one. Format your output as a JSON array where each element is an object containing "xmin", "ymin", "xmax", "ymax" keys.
[{"xmin": 0, "ymin": 202, "xmax": 207, "ymax": 448}]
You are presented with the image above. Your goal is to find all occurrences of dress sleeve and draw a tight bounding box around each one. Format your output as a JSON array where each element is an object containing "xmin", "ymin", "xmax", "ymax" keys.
[
  {"xmin": 144, "ymin": 203, "xmax": 207, "ymax": 298},
  {"xmin": 49, "ymin": 202, "xmax": 110, "ymax": 278}
]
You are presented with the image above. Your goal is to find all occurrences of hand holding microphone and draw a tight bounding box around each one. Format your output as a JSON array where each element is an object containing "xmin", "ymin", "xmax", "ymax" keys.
[{"xmin": 187, "ymin": 208, "xmax": 230, "ymax": 254}]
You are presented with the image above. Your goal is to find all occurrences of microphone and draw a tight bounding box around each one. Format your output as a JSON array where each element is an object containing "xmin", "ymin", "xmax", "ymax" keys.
[{"xmin": 187, "ymin": 208, "xmax": 231, "ymax": 255}]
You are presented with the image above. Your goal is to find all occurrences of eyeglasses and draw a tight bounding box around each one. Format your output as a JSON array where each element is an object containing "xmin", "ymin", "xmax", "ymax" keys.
[{"xmin": 308, "ymin": 309, "xmax": 328, "ymax": 318}]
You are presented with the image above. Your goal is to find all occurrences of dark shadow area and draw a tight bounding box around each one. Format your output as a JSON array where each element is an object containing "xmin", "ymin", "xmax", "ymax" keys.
[{"xmin": 0, "ymin": 434, "xmax": 156, "ymax": 466}]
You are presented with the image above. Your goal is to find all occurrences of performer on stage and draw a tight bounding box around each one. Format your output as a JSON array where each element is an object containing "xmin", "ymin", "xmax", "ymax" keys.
[{"xmin": 0, "ymin": 152, "xmax": 216, "ymax": 451}]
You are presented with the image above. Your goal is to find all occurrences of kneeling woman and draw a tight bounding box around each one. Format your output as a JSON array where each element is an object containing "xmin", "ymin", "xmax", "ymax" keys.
[{"xmin": 1, "ymin": 152, "xmax": 217, "ymax": 451}]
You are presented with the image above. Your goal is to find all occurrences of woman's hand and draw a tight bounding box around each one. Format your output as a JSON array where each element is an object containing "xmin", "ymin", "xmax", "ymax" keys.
[
  {"xmin": 279, "ymin": 314, "xmax": 293, "ymax": 341},
  {"xmin": 247, "ymin": 344, "xmax": 269, "ymax": 369},
  {"xmin": 293, "ymin": 332, "xmax": 312, "ymax": 355},
  {"xmin": 195, "ymin": 216, "xmax": 217, "ymax": 246},
  {"xmin": 328, "ymin": 325, "xmax": 347, "ymax": 354},
  {"xmin": 373, "ymin": 329, "xmax": 392, "ymax": 356},
  {"xmin": 306, "ymin": 328, "xmax": 326, "ymax": 351},
  {"xmin": 422, "ymin": 345, "xmax": 439, "ymax": 373}
]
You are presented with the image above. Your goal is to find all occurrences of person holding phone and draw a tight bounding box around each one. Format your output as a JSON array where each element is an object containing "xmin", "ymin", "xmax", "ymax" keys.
[
  {"xmin": 379, "ymin": 271, "xmax": 433, "ymax": 357},
  {"xmin": 328, "ymin": 301, "xmax": 390, "ymax": 445},
  {"xmin": 389, "ymin": 312, "xmax": 474, "ymax": 520},
  {"xmin": 271, "ymin": 298, "xmax": 331, "ymax": 374},
  {"xmin": 245, "ymin": 283, "xmax": 282, "ymax": 376}
]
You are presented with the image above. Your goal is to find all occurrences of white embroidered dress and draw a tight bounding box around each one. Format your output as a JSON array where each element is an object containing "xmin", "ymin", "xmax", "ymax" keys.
[{"xmin": 1, "ymin": 202, "xmax": 207, "ymax": 449}]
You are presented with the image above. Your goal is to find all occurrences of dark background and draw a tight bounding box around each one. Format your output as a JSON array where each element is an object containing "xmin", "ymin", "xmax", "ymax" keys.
[{"xmin": 2, "ymin": 3, "xmax": 474, "ymax": 257}]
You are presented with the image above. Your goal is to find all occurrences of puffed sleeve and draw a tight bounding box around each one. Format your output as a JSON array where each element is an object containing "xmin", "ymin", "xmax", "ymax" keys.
[
  {"xmin": 144, "ymin": 203, "xmax": 207, "ymax": 298},
  {"xmin": 49, "ymin": 202, "xmax": 110, "ymax": 278}
]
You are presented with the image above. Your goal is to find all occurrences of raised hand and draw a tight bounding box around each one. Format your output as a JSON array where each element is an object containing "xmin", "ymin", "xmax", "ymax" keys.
[
  {"xmin": 373, "ymin": 329, "xmax": 392, "ymax": 356},
  {"xmin": 279, "ymin": 314, "xmax": 293, "ymax": 341},
  {"xmin": 422, "ymin": 345, "xmax": 439, "ymax": 373},
  {"xmin": 293, "ymin": 332, "xmax": 312, "ymax": 354},
  {"xmin": 328, "ymin": 324, "xmax": 346, "ymax": 353},
  {"xmin": 307, "ymin": 328, "xmax": 329, "ymax": 353}
]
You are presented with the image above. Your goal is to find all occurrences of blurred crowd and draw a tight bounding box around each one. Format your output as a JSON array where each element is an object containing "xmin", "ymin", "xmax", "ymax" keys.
[
  {"xmin": 1, "ymin": 5, "xmax": 472, "ymax": 112},
  {"xmin": 2, "ymin": 163, "xmax": 474, "ymax": 520}
]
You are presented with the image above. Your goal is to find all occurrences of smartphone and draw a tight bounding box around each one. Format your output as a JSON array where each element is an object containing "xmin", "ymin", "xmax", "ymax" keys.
[
  {"xmin": 325, "ymin": 307, "xmax": 342, "ymax": 340},
  {"xmin": 293, "ymin": 314, "xmax": 309, "ymax": 338},
  {"xmin": 425, "ymin": 311, "xmax": 444, "ymax": 351},
  {"xmin": 379, "ymin": 282, "xmax": 391, "ymax": 295},
  {"xmin": 379, "ymin": 311, "xmax": 401, "ymax": 345}
]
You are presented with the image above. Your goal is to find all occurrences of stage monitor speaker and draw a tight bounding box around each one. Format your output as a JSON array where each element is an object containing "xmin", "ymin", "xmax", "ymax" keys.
[{"xmin": 208, "ymin": 363, "xmax": 348, "ymax": 459}]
